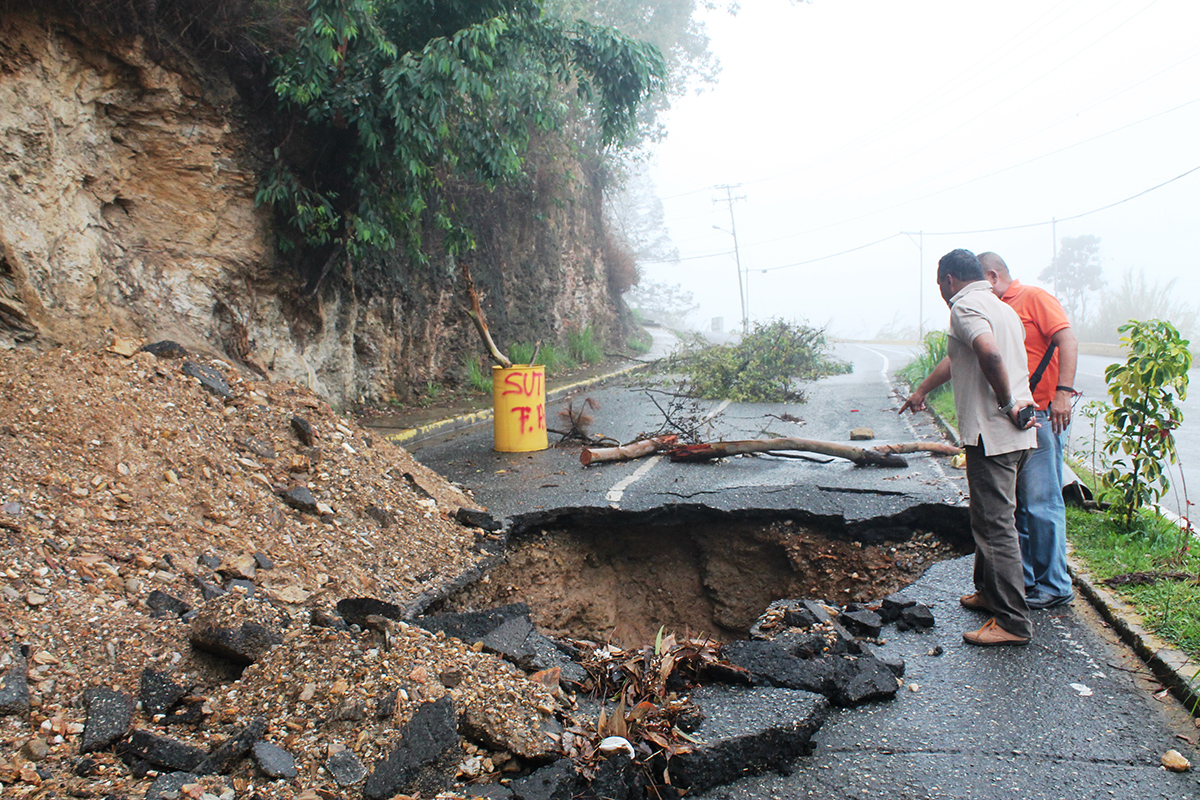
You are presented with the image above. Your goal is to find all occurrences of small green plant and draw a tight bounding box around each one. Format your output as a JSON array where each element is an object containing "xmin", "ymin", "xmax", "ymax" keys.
[
  {"xmin": 509, "ymin": 342, "xmax": 537, "ymax": 365},
  {"xmin": 674, "ymin": 319, "xmax": 849, "ymax": 402},
  {"xmin": 897, "ymin": 329, "xmax": 950, "ymax": 400},
  {"xmin": 1100, "ymin": 319, "xmax": 1191, "ymax": 528},
  {"xmin": 627, "ymin": 329, "xmax": 652, "ymax": 355},
  {"xmin": 568, "ymin": 325, "xmax": 604, "ymax": 364},
  {"xmin": 463, "ymin": 358, "xmax": 493, "ymax": 395},
  {"xmin": 418, "ymin": 379, "xmax": 442, "ymax": 407},
  {"xmin": 539, "ymin": 343, "xmax": 572, "ymax": 371}
]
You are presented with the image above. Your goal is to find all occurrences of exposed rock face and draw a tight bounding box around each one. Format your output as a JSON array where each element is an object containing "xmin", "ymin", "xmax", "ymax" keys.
[{"xmin": 0, "ymin": 11, "xmax": 627, "ymax": 408}]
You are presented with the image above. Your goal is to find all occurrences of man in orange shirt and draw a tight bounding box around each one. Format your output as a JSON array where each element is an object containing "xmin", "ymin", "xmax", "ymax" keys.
[
  {"xmin": 979, "ymin": 252, "xmax": 1078, "ymax": 608},
  {"xmin": 902, "ymin": 252, "xmax": 1078, "ymax": 609}
]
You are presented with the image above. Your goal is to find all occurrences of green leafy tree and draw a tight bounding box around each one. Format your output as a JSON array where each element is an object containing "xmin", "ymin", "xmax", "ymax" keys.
[
  {"xmin": 256, "ymin": 0, "xmax": 666, "ymax": 268},
  {"xmin": 544, "ymin": 0, "xmax": 724, "ymax": 144},
  {"xmin": 1039, "ymin": 234, "xmax": 1104, "ymax": 326},
  {"xmin": 1101, "ymin": 319, "xmax": 1191, "ymax": 528}
]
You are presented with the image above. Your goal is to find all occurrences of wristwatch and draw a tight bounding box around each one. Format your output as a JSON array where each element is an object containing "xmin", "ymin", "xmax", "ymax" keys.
[{"xmin": 998, "ymin": 399, "xmax": 1015, "ymax": 414}]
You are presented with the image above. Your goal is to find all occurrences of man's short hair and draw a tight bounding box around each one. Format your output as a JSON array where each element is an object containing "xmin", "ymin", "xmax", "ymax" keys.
[{"xmin": 938, "ymin": 249, "xmax": 984, "ymax": 282}]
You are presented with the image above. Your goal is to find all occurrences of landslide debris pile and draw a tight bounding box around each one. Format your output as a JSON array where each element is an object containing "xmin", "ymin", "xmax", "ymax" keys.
[
  {"xmin": 0, "ymin": 346, "xmax": 931, "ymax": 799},
  {"xmin": 0, "ymin": 346, "xmax": 553, "ymax": 798}
]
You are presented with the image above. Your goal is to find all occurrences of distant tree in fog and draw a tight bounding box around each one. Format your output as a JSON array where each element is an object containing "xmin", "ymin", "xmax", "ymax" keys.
[
  {"xmin": 606, "ymin": 169, "xmax": 679, "ymax": 265},
  {"xmin": 1039, "ymin": 235, "xmax": 1104, "ymax": 326},
  {"xmin": 1079, "ymin": 268, "xmax": 1198, "ymax": 344},
  {"xmin": 624, "ymin": 279, "xmax": 699, "ymax": 330}
]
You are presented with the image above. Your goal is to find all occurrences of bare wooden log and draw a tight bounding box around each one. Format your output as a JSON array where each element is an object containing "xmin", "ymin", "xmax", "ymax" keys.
[
  {"xmin": 461, "ymin": 262, "xmax": 512, "ymax": 369},
  {"xmin": 872, "ymin": 442, "xmax": 963, "ymax": 456},
  {"xmin": 581, "ymin": 435, "xmax": 679, "ymax": 466},
  {"xmin": 668, "ymin": 437, "xmax": 908, "ymax": 468}
]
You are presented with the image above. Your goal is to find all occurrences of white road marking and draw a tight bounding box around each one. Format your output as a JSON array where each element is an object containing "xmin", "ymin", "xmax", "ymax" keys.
[
  {"xmin": 605, "ymin": 399, "xmax": 732, "ymax": 506},
  {"xmin": 606, "ymin": 455, "xmax": 663, "ymax": 504},
  {"xmin": 862, "ymin": 344, "xmax": 963, "ymax": 500}
]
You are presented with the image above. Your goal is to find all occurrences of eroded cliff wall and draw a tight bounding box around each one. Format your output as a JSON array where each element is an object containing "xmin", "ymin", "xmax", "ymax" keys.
[{"xmin": 0, "ymin": 11, "xmax": 625, "ymax": 407}]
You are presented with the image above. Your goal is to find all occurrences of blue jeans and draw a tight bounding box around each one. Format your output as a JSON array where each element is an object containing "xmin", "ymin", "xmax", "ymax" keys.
[{"xmin": 1016, "ymin": 409, "xmax": 1072, "ymax": 597}]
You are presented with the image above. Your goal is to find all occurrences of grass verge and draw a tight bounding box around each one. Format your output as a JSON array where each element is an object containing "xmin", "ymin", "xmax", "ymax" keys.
[{"xmin": 1067, "ymin": 505, "xmax": 1200, "ymax": 662}]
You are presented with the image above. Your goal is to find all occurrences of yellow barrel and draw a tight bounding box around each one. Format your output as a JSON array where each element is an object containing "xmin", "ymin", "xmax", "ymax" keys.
[{"xmin": 492, "ymin": 364, "xmax": 548, "ymax": 452}]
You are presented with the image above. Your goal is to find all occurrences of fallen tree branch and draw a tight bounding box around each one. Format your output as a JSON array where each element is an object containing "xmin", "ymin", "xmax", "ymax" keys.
[
  {"xmin": 668, "ymin": 438, "xmax": 908, "ymax": 468},
  {"xmin": 872, "ymin": 442, "xmax": 962, "ymax": 456},
  {"xmin": 461, "ymin": 262, "xmax": 512, "ymax": 369},
  {"xmin": 581, "ymin": 435, "xmax": 679, "ymax": 465}
]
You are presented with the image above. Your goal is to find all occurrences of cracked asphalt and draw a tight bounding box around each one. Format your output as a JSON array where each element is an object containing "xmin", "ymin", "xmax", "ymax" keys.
[
  {"xmin": 404, "ymin": 342, "xmax": 1200, "ymax": 798},
  {"xmin": 410, "ymin": 343, "xmax": 966, "ymax": 524}
]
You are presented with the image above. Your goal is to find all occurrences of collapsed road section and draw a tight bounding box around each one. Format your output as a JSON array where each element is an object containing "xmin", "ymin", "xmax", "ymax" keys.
[{"xmin": 443, "ymin": 504, "xmax": 972, "ymax": 647}]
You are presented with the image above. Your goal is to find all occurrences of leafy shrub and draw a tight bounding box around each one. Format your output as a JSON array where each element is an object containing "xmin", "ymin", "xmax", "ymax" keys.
[
  {"xmin": 674, "ymin": 319, "xmax": 849, "ymax": 402},
  {"xmin": 897, "ymin": 329, "xmax": 949, "ymax": 399}
]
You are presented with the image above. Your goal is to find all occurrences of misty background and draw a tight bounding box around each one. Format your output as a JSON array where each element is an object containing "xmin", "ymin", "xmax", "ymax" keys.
[{"xmin": 614, "ymin": 0, "xmax": 1199, "ymax": 343}]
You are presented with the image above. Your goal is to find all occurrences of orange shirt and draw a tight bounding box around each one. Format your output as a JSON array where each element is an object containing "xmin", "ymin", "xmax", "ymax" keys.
[{"xmin": 1000, "ymin": 280, "xmax": 1071, "ymax": 410}]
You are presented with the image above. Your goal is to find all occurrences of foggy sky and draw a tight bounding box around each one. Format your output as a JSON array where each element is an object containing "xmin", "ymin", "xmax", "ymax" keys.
[{"xmin": 644, "ymin": 0, "xmax": 1200, "ymax": 339}]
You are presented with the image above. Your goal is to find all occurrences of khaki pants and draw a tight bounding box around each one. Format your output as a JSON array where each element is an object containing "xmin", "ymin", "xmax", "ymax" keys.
[{"xmin": 965, "ymin": 444, "xmax": 1033, "ymax": 638}]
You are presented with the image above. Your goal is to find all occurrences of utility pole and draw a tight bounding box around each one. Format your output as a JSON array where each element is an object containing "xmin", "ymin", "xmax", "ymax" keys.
[
  {"xmin": 1051, "ymin": 217, "xmax": 1058, "ymax": 294},
  {"xmin": 902, "ymin": 231, "xmax": 924, "ymax": 340},
  {"xmin": 713, "ymin": 184, "xmax": 747, "ymax": 335}
]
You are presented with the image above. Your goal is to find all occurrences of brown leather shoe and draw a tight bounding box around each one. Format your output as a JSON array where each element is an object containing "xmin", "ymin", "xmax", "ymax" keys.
[
  {"xmin": 959, "ymin": 592, "xmax": 991, "ymax": 612},
  {"xmin": 963, "ymin": 618, "xmax": 1030, "ymax": 647}
]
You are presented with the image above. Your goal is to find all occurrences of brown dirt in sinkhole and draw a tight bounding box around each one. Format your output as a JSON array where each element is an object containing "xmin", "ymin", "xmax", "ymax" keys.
[{"xmin": 448, "ymin": 519, "xmax": 970, "ymax": 648}]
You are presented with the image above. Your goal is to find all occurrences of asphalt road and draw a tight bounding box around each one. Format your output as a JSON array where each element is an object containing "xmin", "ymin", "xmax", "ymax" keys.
[
  {"xmin": 408, "ymin": 341, "xmax": 1200, "ymax": 799},
  {"xmin": 413, "ymin": 342, "xmax": 969, "ymax": 525}
]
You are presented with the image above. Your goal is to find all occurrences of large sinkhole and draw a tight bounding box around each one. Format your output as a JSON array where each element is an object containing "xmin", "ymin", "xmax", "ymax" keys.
[{"xmin": 445, "ymin": 505, "xmax": 972, "ymax": 648}]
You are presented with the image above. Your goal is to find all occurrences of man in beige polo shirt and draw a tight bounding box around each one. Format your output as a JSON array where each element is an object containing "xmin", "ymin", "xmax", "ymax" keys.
[{"xmin": 909, "ymin": 249, "xmax": 1037, "ymax": 645}]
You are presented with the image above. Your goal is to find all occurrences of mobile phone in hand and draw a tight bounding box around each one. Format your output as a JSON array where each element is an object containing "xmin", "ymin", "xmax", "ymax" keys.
[{"xmin": 1017, "ymin": 405, "xmax": 1035, "ymax": 428}]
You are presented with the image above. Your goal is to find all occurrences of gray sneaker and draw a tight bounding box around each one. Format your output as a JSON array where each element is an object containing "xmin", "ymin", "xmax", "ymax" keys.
[{"xmin": 1026, "ymin": 590, "xmax": 1074, "ymax": 610}]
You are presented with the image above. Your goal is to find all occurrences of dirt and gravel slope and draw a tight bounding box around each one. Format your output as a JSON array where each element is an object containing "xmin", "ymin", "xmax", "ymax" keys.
[{"xmin": 0, "ymin": 344, "xmax": 559, "ymax": 798}]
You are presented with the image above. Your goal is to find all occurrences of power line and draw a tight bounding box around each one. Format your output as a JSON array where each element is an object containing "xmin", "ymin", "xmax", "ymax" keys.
[
  {"xmin": 910, "ymin": 162, "xmax": 1200, "ymax": 236},
  {"xmin": 747, "ymin": 163, "xmax": 1200, "ymax": 273}
]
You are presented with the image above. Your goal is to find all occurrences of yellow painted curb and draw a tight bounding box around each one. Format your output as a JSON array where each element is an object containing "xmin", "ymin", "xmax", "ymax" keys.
[{"xmin": 383, "ymin": 361, "xmax": 650, "ymax": 447}]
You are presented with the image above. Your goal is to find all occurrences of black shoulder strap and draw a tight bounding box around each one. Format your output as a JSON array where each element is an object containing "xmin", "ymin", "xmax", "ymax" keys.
[{"xmin": 1029, "ymin": 341, "xmax": 1058, "ymax": 393}]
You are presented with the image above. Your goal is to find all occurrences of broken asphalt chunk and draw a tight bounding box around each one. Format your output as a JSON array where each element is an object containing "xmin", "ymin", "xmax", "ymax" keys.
[
  {"xmin": 840, "ymin": 608, "xmax": 883, "ymax": 638},
  {"xmin": 667, "ymin": 684, "xmax": 829, "ymax": 795},
  {"xmin": 290, "ymin": 415, "xmax": 315, "ymax": 446},
  {"xmin": 455, "ymin": 506, "xmax": 502, "ymax": 532},
  {"xmin": 80, "ymin": 687, "xmax": 134, "ymax": 753},
  {"xmin": 0, "ymin": 644, "xmax": 31, "ymax": 717},
  {"xmin": 879, "ymin": 592, "xmax": 917, "ymax": 623},
  {"xmin": 146, "ymin": 589, "xmax": 191, "ymax": 619},
  {"xmin": 281, "ymin": 485, "xmax": 319, "ymax": 514},
  {"xmin": 899, "ymin": 603, "xmax": 935, "ymax": 629},
  {"xmin": 189, "ymin": 593, "xmax": 285, "ymax": 666},
  {"xmin": 362, "ymin": 696, "xmax": 459, "ymax": 800},
  {"xmin": 252, "ymin": 740, "xmax": 298, "ymax": 779},
  {"xmin": 196, "ymin": 716, "xmax": 266, "ymax": 774},
  {"xmin": 140, "ymin": 668, "xmax": 187, "ymax": 719},
  {"xmin": 120, "ymin": 730, "xmax": 206, "ymax": 772},
  {"xmin": 181, "ymin": 361, "xmax": 232, "ymax": 399}
]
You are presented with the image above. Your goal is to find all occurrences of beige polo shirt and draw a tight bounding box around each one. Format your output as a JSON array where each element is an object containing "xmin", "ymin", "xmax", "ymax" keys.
[{"xmin": 947, "ymin": 280, "xmax": 1037, "ymax": 456}]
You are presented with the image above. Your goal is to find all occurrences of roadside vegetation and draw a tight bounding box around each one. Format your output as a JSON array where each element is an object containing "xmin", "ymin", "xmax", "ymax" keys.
[
  {"xmin": 665, "ymin": 319, "xmax": 851, "ymax": 403},
  {"xmin": 898, "ymin": 318, "xmax": 1198, "ymax": 669}
]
